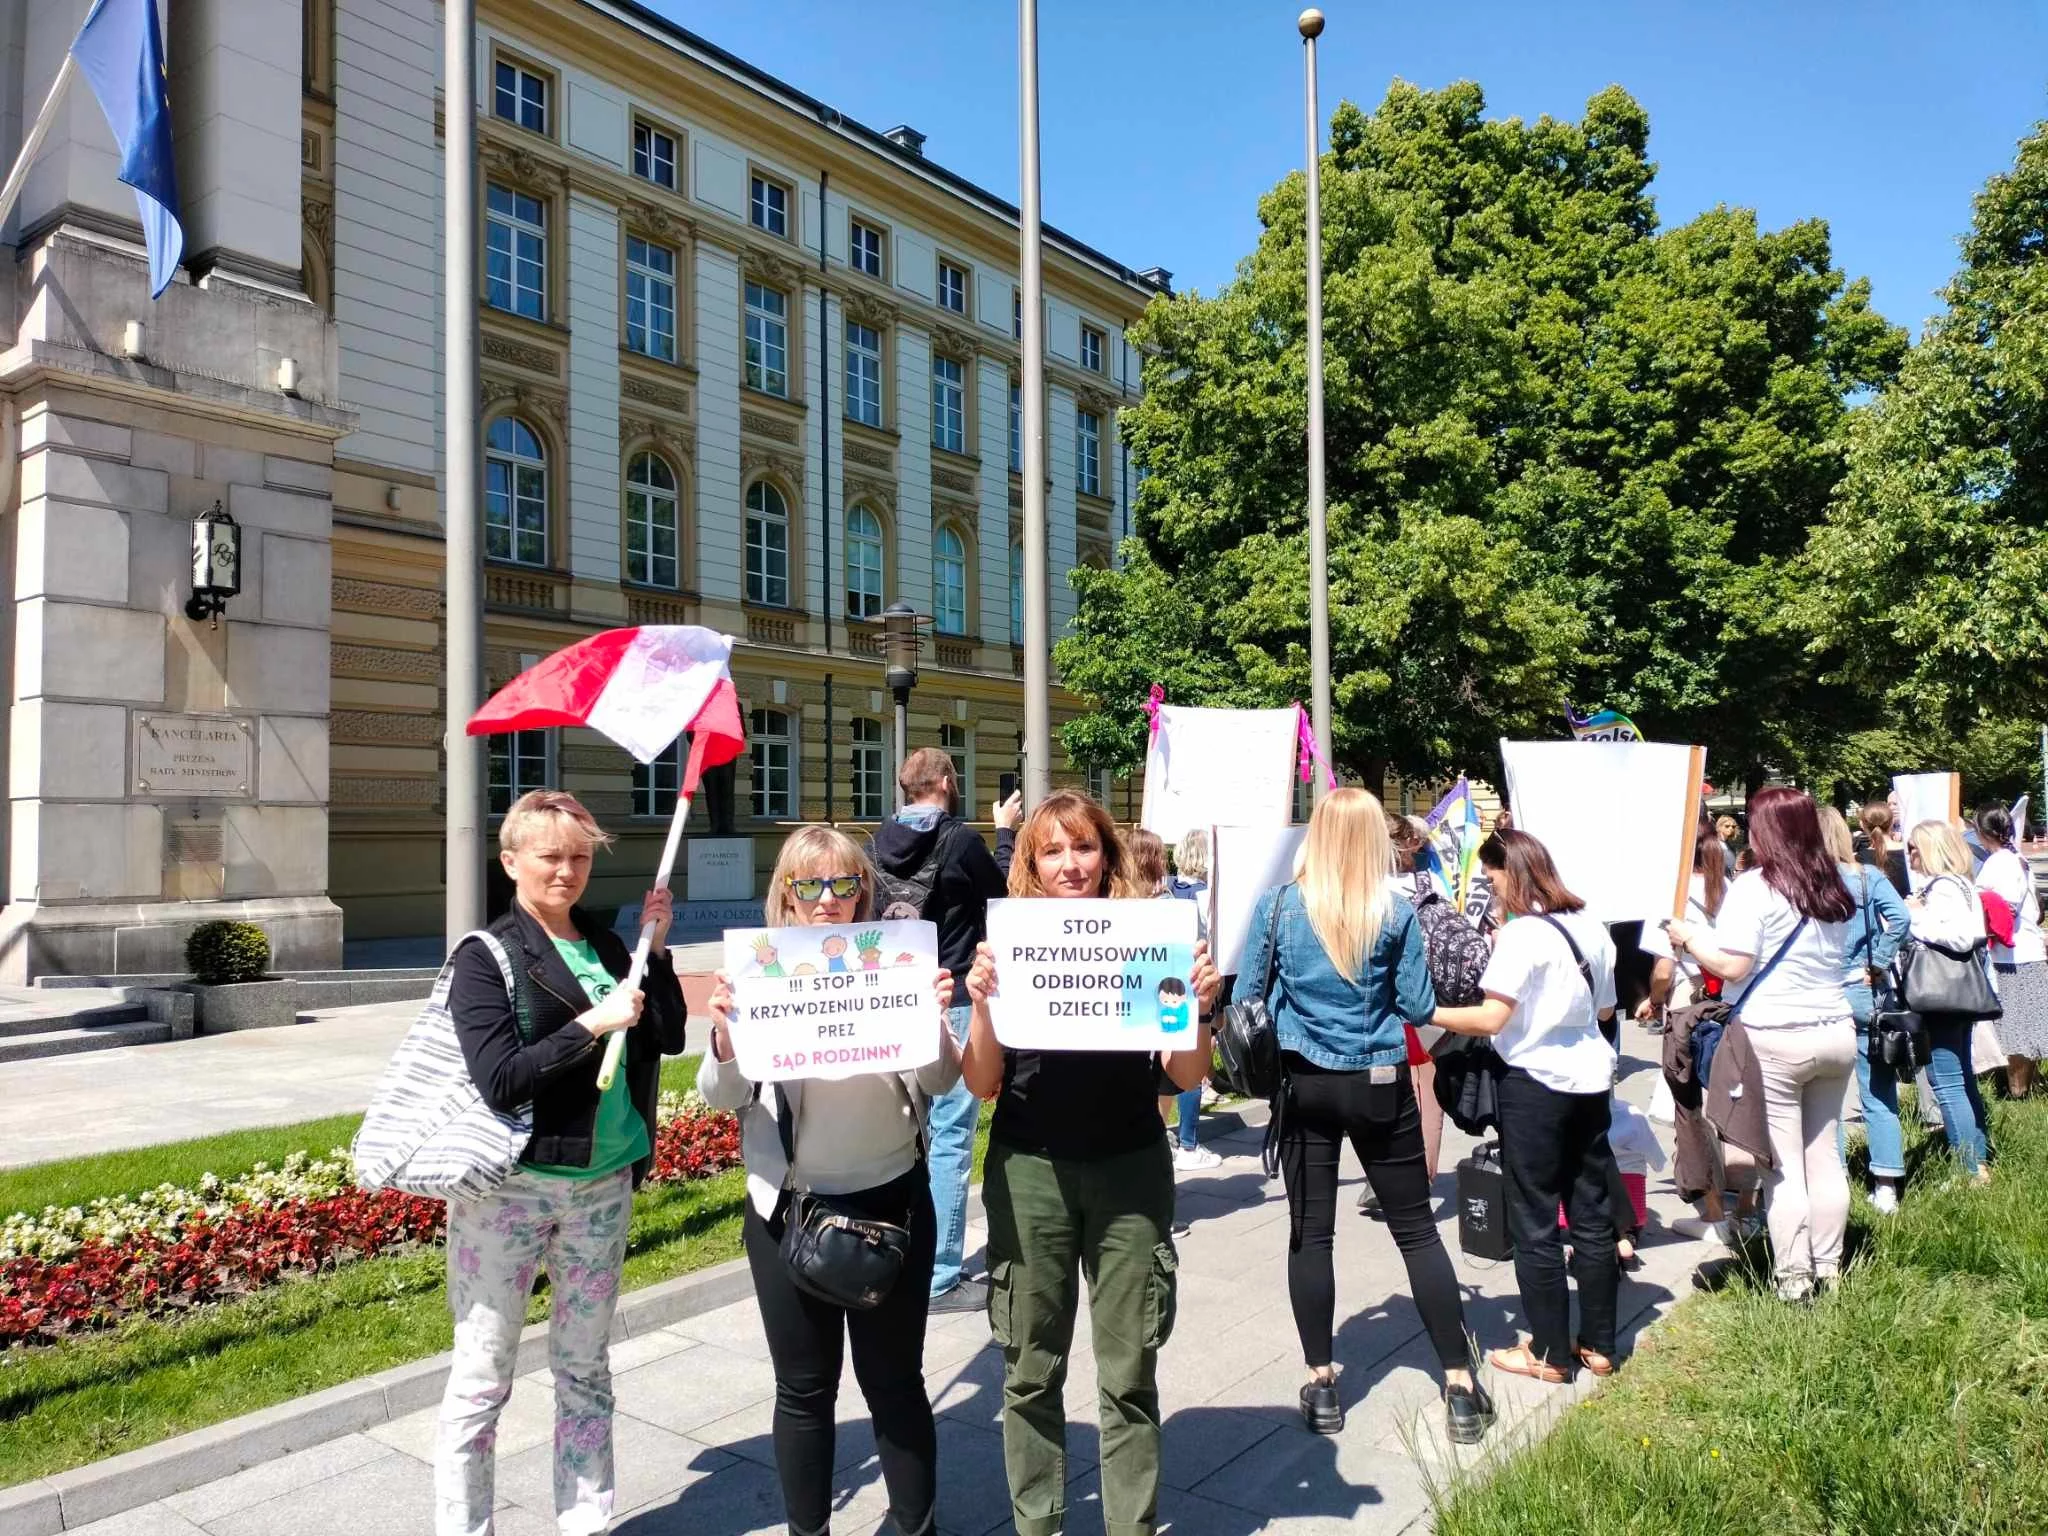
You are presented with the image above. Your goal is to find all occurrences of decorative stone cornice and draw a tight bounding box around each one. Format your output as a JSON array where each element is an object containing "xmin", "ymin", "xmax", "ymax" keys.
[
  {"xmin": 740, "ymin": 409, "xmax": 800, "ymax": 444},
  {"xmin": 844, "ymin": 474, "xmax": 895, "ymax": 511},
  {"xmin": 843, "ymin": 439, "xmax": 893, "ymax": 471},
  {"xmin": 625, "ymin": 198, "xmax": 695, "ymax": 245},
  {"xmin": 842, "ymin": 290, "xmax": 898, "ymax": 330},
  {"xmin": 929, "ymin": 324, "xmax": 979, "ymax": 361},
  {"xmin": 1075, "ymin": 385, "xmax": 1118, "ymax": 417},
  {"xmin": 741, "ymin": 447, "xmax": 804, "ymax": 487},
  {"xmin": 742, "ymin": 246, "xmax": 807, "ymax": 292},
  {"xmin": 621, "ymin": 414, "xmax": 697, "ymax": 460},
  {"xmin": 932, "ymin": 465, "xmax": 978, "ymax": 498},
  {"xmin": 481, "ymin": 141, "xmax": 566, "ymax": 197},
  {"xmin": 622, "ymin": 374, "xmax": 691, "ymax": 416},
  {"xmin": 481, "ymin": 332, "xmax": 559, "ymax": 376},
  {"xmin": 481, "ymin": 376, "xmax": 566, "ymax": 428}
]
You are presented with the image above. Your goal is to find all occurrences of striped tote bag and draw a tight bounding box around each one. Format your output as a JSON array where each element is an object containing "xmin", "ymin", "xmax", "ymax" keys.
[{"xmin": 352, "ymin": 932, "xmax": 535, "ymax": 1201}]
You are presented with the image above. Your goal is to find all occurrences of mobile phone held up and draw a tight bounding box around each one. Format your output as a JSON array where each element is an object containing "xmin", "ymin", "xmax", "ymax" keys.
[{"xmin": 999, "ymin": 771, "xmax": 1019, "ymax": 806}]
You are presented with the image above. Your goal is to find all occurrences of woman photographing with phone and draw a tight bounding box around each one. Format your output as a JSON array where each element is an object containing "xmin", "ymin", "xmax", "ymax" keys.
[
  {"xmin": 961, "ymin": 790, "xmax": 1220, "ymax": 1536},
  {"xmin": 701, "ymin": 826, "xmax": 961, "ymax": 1536}
]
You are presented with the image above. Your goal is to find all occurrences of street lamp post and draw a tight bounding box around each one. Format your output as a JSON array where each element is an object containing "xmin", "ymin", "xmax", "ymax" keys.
[
  {"xmin": 1299, "ymin": 8, "xmax": 1333, "ymax": 802},
  {"xmin": 882, "ymin": 600, "xmax": 931, "ymax": 810},
  {"xmin": 444, "ymin": 0, "xmax": 485, "ymax": 941}
]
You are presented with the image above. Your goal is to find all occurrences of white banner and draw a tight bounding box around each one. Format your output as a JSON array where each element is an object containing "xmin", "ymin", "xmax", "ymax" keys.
[
  {"xmin": 1500, "ymin": 740, "xmax": 1705, "ymax": 923},
  {"xmin": 1892, "ymin": 772, "xmax": 1960, "ymax": 832},
  {"xmin": 1140, "ymin": 706, "xmax": 1298, "ymax": 844},
  {"xmin": 985, "ymin": 897, "xmax": 1200, "ymax": 1052},
  {"xmin": 1207, "ymin": 823, "xmax": 1308, "ymax": 977},
  {"xmin": 722, "ymin": 919, "xmax": 941, "ymax": 1082}
]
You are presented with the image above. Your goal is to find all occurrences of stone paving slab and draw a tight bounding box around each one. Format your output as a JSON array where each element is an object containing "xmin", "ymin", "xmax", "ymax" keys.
[{"xmin": 34, "ymin": 1020, "xmax": 1716, "ymax": 1535}]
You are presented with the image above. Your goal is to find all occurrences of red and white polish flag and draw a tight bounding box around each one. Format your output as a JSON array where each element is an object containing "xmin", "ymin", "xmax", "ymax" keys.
[{"xmin": 465, "ymin": 625, "xmax": 747, "ymax": 768}]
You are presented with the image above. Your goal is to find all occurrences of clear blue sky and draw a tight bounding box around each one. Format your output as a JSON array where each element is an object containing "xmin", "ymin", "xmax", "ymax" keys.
[{"xmin": 652, "ymin": 1, "xmax": 2047, "ymax": 335}]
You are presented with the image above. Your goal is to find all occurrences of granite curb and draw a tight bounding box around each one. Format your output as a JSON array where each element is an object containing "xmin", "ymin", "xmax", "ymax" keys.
[{"xmin": 0, "ymin": 1103, "xmax": 1271, "ymax": 1535}]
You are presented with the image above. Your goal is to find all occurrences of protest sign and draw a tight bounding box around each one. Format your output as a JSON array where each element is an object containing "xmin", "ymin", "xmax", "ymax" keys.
[
  {"xmin": 1141, "ymin": 705, "xmax": 1297, "ymax": 844},
  {"xmin": 1892, "ymin": 772, "xmax": 1960, "ymax": 832},
  {"xmin": 722, "ymin": 919, "xmax": 941, "ymax": 1083},
  {"xmin": 1500, "ymin": 739, "xmax": 1707, "ymax": 922},
  {"xmin": 1208, "ymin": 824, "xmax": 1308, "ymax": 976},
  {"xmin": 985, "ymin": 898, "xmax": 1200, "ymax": 1052}
]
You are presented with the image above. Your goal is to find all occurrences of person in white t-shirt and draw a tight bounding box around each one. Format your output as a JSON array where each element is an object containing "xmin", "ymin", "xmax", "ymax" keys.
[
  {"xmin": 1435, "ymin": 829, "xmax": 1621, "ymax": 1384},
  {"xmin": 1665, "ymin": 787, "xmax": 1856, "ymax": 1303},
  {"xmin": 1908, "ymin": 820, "xmax": 1995, "ymax": 1181},
  {"xmin": 1974, "ymin": 803, "xmax": 2046, "ymax": 1097}
]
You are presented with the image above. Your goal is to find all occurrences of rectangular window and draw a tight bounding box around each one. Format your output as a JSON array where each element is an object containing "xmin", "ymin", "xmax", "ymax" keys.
[
  {"xmin": 1087, "ymin": 765, "xmax": 1112, "ymax": 807},
  {"xmin": 1081, "ymin": 325, "xmax": 1105, "ymax": 373},
  {"xmin": 851, "ymin": 718, "xmax": 885, "ymax": 820},
  {"xmin": 488, "ymin": 729, "xmax": 552, "ymax": 815},
  {"xmin": 632, "ymin": 120, "xmax": 676, "ymax": 189},
  {"xmin": 745, "ymin": 282, "xmax": 788, "ymax": 397},
  {"xmin": 750, "ymin": 708, "xmax": 794, "ymax": 819},
  {"xmin": 1077, "ymin": 410, "xmax": 1101, "ymax": 497},
  {"xmin": 932, "ymin": 356, "xmax": 965, "ymax": 455},
  {"xmin": 492, "ymin": 59, "xmax": 548, "ymax": 135},
  {"xmin": 632, "ymin": 739, "xmax": 683, "ymax": 817},
  {"xmin": 625, "ymin": 237, "xmax": 676, "ymax": 361},
  {"xmin": 849, "ymin": 218, "xmax": 885, "ymax": 279},
  {"xmin": 937, "ymin": 259, "xmax": 968, "ymax": 315},
  {"xmin": 1009, "ymin": 381, "xmax": 1021, "ymax": 473},
  {"xmin": 940, "ymin": 724, "xmax": 971, "ymax": 816},
  {"xmin": 485, "ymin": 184, "xmax": 546, "ymax": 321},
  {"xmin": 845, "ymin": 320, "xmax": 883, "ymax": 428},
  {"xmin": 750, "ymin": 174, "xmax": 789, "ymax": 238},
  {"xmin": 1013, "ymin": 289, "xmax": 1023, "ymax": 340}
]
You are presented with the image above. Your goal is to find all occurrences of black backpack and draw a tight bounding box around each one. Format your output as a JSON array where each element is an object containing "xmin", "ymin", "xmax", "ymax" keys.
[
  {"xmin": 872, "ymin": 821, "xmax": 965, "ymax": 921},
  {"xmin": 1411, "ymin": 877, "xmax": 1490, "ymax": 1008}
]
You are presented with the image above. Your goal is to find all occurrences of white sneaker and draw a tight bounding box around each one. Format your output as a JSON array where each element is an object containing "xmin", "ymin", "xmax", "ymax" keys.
[
  {"xmin": 1871, "ymin": 1184, "xmax": 1899, "ymax": 1215},
  {"xmin": 1174, "ymin": 1145, "xmax": 1223, "ymax": 1171}
]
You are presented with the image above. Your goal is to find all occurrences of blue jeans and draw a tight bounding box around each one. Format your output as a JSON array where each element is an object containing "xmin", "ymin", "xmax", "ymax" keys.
[
  {"xmin": 1170, "ymin": 1085, "xmax": 1202, "ymax": 1151},
  {"xmin": 1924, "ymin": 1017, "xmax": 1991, "ymax": 1174},
  {"xmin": 927, "ymin": 1005, "xmax": 981, "ymax": 1296},
  {"xmin": 1844, "ymin": 982, "xmax": 1905, "ymax": 1181}
]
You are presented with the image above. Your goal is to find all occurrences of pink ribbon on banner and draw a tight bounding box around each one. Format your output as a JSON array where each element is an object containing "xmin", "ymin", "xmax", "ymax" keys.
[
  {"xmin": 1144, "ymin": 682, "xmax": 1166, "ymax": 740},
  {"xmin": 1294, "ymin": 703, "xmax": 1337, "ymax": 790}
]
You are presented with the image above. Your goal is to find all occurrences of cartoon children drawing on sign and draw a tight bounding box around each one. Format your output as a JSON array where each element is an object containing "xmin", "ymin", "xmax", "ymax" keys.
[
  {"xmin": 1156, "ymin": 977, "xmax": 1192, "ymax": 1034},
  {"xmin": 822, "ymin": 934, "xmax": 850, "ymax": 973},
  {"xmin": 752, "ymin": 937, "xmax": 783, "ymax": 977}
]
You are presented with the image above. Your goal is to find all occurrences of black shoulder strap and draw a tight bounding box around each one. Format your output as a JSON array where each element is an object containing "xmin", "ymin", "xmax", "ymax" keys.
[
  {"xmin": 1734, "ymin": 915, "xmax": 1810, "ymax": 1009},
  {"xmin": 1534, "ymin": 913, "xmax": 1595, "ymax": 999},
  {"xmin": 1256, "ymin": 885, "xmax": 1291, "ymax": 1000}
]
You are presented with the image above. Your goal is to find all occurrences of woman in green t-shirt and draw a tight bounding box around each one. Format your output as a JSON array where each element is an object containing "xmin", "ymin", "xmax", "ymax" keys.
[{"xmin": 440, "ymin": 791, "xmax": 686, "ymax": 1536}]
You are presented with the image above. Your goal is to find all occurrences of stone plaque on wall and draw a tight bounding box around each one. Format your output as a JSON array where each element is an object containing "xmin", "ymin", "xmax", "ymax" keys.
[
  {"xmin": 135, "ymin": 714, "xmax": 253, "ymax": 798},
  {"xmin": 688, "ymin": 837, "xmax": 755, "ymax": 901}
]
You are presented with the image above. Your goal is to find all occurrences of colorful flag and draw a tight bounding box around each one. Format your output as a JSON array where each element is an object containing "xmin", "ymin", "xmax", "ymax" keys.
[
  {"xmin": 1565, "ymin": 702, "xmax": 1642, "ymax": 743},
  {"xmin": 466, "ymin": 624, "xmax": 745, "ymax": 767},
  {"xmin": 71, "ymin": 0, "xmax": 184, "ymax": 298},
  {"xmin": 1424, "ymin": 776, "xmax": 1484, "ymax": 911}
]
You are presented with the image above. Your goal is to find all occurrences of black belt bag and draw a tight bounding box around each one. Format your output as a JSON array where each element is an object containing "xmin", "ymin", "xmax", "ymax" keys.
[{"xmin": 772, "ymin": 1082, "xmax": 917, "ymax": 1311}]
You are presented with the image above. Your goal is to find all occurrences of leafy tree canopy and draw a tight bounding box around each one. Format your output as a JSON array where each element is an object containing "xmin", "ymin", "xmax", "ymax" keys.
[{"xmin": 1058, "ymin": 81, "xmax": 1904, "ymax": 792}]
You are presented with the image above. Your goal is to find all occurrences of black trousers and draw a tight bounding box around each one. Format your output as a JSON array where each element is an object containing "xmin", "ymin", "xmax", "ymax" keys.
[
  {"xmin": 1495, "ymin": 1068, "xmax": 1620, "ymax": 1367},
  {"xmin": 1276, "ymin": 1056, "xmax": 1470, "ymax": 1371},
  {"xmin": 742, "ymin": 1165, "xmax": 939, "ymax": 1536}
]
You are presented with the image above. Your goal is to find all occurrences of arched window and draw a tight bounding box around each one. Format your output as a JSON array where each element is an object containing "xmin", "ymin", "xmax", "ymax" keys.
[
  {"xmin": 845, "ymin": 504, "xmax": 883, "ymax": 620},
  {"xmin": 933, "ymin": 523, "xmax": 967, "ymax": 636},
  {"xmin": 485, "ymin": 416, "xmax": 547, "ymax": 566},
  {"xmin": 745, "ymin": 481, "xmax": 789, "ymax": 607},
  {"xmin": 625, "ymin": 451, "xmax": 680, "ymax": 589},
  {"xmin": 1009, "ymin": 538, "xmax": 1023, "ymax": 646}
]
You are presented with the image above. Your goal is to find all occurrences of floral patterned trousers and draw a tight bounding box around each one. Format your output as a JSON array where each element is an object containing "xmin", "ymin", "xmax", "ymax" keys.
[{"xmin": 436, "ymin": 1168, "xmax": 633, "ymax": 1536}]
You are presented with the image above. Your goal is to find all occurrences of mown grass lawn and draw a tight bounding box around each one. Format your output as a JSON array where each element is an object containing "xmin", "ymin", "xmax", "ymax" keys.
[
  {"xmin": 1432, "ymin": 1094, "xmax": 2048, "ymax": 1535},
  {"xmin": 0, "ymin": 1052, "xmax": 992, "ymax": 1488}
]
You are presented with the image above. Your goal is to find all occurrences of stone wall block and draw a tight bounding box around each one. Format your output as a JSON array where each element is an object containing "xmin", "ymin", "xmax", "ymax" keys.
[
  {"xmin": 129, "ymin": 431, "xmax": 199, "ymax": 478},
  {"xmin": 20, "ymin": 412, "xmax": 131, "ymax": 459},
  {"xmin": 9, "ymin": 700, "xmax": 128, "ymax": 801},
  {"xmin": 259, "ymin": 715, "xmax": 329, "ymax": 804},
  {"xmin": 200, "ymin": 445, "xmax": 264, "ymax": 486},
  {"xmin": 16, "ymin": 600, "xmax": 165, "ymax": 704},
  {"xmin": 227, "ymin": 483, "xmax": 330, "ymax": 540},
  {"xmin": 224, "ymin": 621, "xmax": 329, "ymax": 713},
  {"xmin": 223, "ymin": 805, "xmax": 328, "ymax": 897},
  {"xmin": 264, "ymin": 456, "xmax": 333, "ymax": 495},
  {"xmin": 21, "ymin": 450, "xmax": 167, "ymax": 513},
  {"xmin": 259, "ymin": 533, "xmax": 330, "ymax": 628},
  {"xmin": 15, "ymin": 499, "xmax": 129, "ymax": 604},
  {"xmin": 12, "ymin": 803, "xmax": 163, "ymax": 901}
]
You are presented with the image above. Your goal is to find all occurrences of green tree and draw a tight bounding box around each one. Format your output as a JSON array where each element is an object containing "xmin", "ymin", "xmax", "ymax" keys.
[
  {"xmin": 1059, "ymin": 82, "xmax": 1904, "ymax": 792},
  {"xmin": 1807, "ymin": 117, "xmax": 2048, "ymax": 736}
]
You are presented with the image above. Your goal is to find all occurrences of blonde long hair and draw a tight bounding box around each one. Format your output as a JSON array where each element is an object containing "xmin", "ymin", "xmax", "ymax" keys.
[
  {"xmin": 763, "ymin": 825, "xmax": 878, "ymax": 925},
  {"xmin": 1292, "ymin": 787, "xmax": 1396, "ymax": 983},
  {"xmin": 1908, "ymin": 819, "xmax": 1972, "ymax": 881}
]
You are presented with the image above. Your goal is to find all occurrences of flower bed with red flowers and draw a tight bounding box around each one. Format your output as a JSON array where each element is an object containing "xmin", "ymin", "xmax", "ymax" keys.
[{"xmin": 0, "ymin": 1106, "xmax": 743, "ymax": 1348}]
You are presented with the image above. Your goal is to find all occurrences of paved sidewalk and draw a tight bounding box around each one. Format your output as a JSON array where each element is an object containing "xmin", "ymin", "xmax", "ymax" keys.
[{"xmin": 60, "ymin": 1025, "xmax": 1715, "ymax": 1536}]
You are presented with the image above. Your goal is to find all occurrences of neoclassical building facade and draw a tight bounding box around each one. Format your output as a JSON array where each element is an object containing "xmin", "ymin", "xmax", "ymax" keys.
[{"xmin": 303, "ymin": 0, "xmax": 1165, "ymax": 937}]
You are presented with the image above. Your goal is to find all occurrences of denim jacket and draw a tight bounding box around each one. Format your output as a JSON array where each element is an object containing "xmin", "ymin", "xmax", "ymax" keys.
[
  {"xmin": 1841, "ymin": 861, "xmax": 1911, "ymax": 1023},
  {"xmin": 1240, "ymin": 883, "xmax": 1435, "ymax": 1071}
]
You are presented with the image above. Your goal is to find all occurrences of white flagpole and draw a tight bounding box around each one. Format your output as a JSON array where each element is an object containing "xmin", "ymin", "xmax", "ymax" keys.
[
  {"xmin": 597, "ymin": 732, "xmax": 708, "ymax": 1090},
  {"xmin": 0, "ymin": 54, "xmax": 77, "ymax": 236}
]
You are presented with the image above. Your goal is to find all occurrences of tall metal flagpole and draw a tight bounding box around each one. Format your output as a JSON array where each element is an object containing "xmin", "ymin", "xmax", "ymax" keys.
[
  {"xmin": 1300, "ymin": 9, "xmax": 1333, "ymax": 802},
  {"xmin": 444, "ymin": 0, "xmax": 486, "ymax": 945},
  {"xmin": 1019, "ymin": 0, "xmax": 1052, "ymax": 804}
]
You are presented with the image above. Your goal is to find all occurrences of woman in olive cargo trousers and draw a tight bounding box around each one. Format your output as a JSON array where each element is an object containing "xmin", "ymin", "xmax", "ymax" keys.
[{"xmin": 962, "ymin": 790, "xmax": 1221, "ymax": 1536}]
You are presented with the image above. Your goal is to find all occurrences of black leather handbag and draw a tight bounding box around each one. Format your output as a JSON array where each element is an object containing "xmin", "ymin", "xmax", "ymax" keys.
[
  {"xmin": 1215, "ymin": 888, "xmax": 1287, "ymax": 1103},
  {"xmin": 1859, "ymin": 871, "xmax": 1931, "ymax": 1073},
  {"xmin": 772, "ymin": 1084, "xmax": 913, "ymax": 1311},
  {"xmin": 1896, "ymin": 879, "xmax": 2002, "ymax": 1022}
]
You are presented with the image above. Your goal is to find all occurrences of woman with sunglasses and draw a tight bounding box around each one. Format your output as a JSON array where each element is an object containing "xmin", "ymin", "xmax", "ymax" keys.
[
  {"xmin": 961, "ymin": 790, "xmax": 1221, "ymax": 1536},
  {"xmin": 702, "ymin": 826, "xmax": 962, "ymax": 1536}
]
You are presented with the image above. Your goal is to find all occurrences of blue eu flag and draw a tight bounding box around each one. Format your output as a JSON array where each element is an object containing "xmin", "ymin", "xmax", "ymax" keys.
[{"xmin": 71, "ymin": 0, "xmax": 183, "ymax": 298}]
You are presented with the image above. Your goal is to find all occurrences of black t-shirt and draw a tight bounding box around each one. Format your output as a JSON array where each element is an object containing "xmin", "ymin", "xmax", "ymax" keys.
[{"xmin": 992, "ymin": 1047, "xmax": 1165, "ymax": 1160}]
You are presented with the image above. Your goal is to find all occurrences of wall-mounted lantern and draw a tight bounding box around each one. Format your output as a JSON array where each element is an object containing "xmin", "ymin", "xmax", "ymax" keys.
[{"xmin": 185, "ymin": 500, "xmax": 241, "ymax": 627}]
